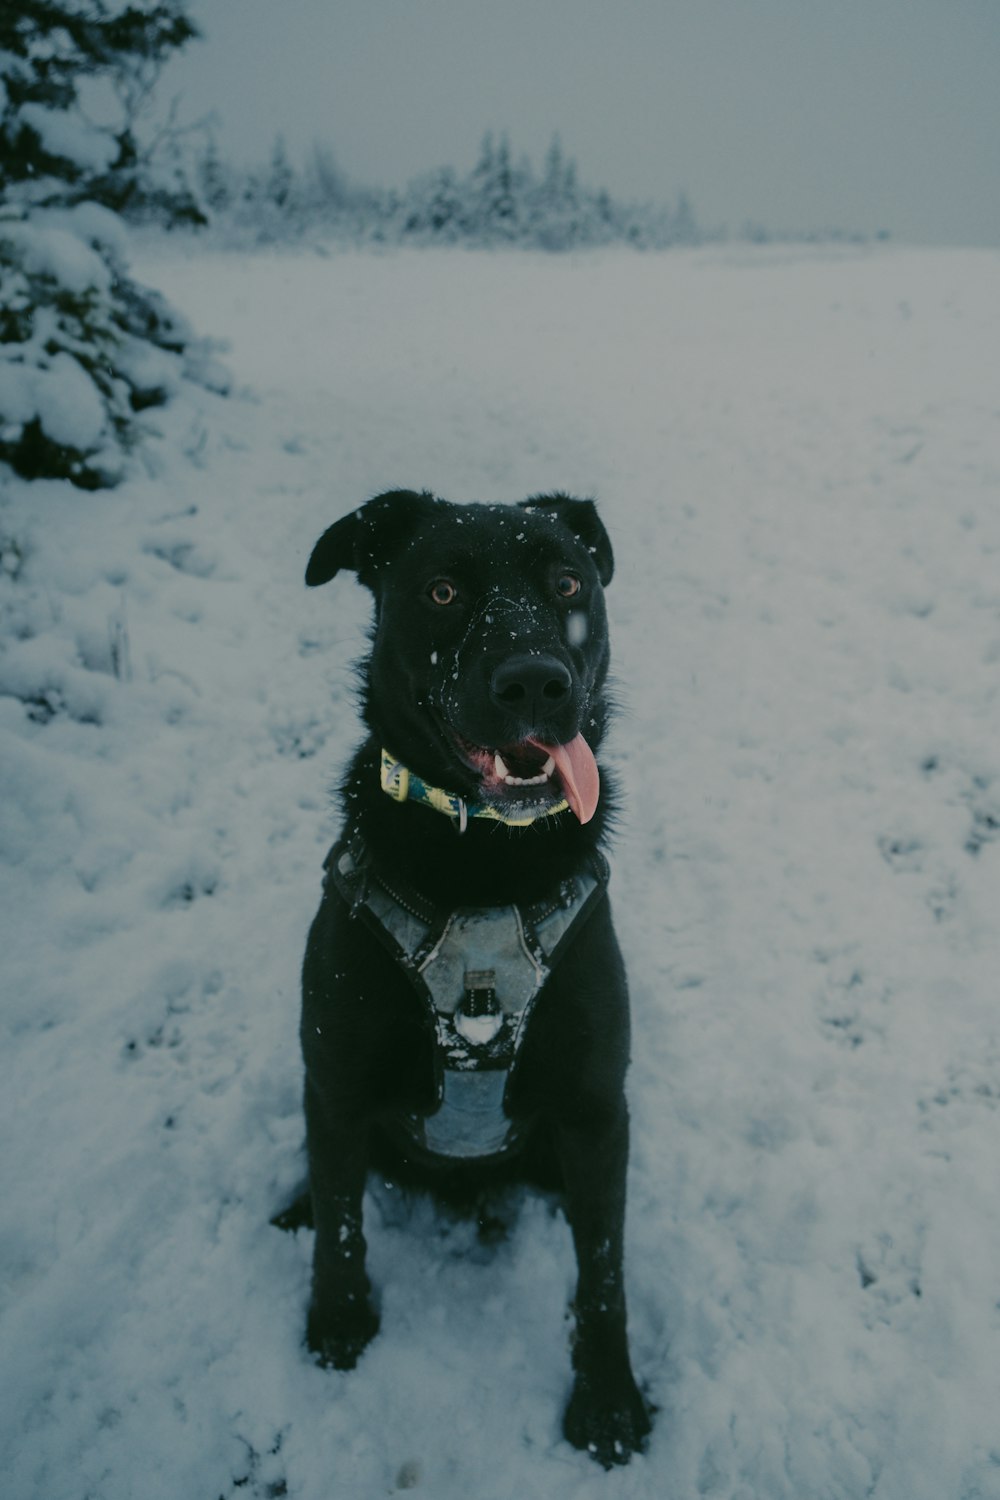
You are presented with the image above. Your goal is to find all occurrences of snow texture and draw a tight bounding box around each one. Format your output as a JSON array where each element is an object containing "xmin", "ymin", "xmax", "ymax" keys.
[
  {"xmin": 18, "ymin": 103, "xmax": 119, "ymax": 176},
  {"xmin": 2, "ymin": 240, "xmax": 1000, "ymax": 1500},
  {"xmin": 0, "ymin": 348, "xmax": 107, "ymax": 450},
  {"xmin": 2, "ymin": 220, "xmax": 112, "ymax": 297}
]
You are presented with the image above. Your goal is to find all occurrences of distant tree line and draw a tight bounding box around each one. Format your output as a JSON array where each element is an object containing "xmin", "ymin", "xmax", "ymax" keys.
[{"xmin": 189, "ymin": 130, "xmax": 707, "ymax": 252}]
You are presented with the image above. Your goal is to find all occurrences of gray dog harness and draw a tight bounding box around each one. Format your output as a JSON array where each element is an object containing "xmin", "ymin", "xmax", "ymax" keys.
[{"xmin": 326, "ymin": 838, "xmax": 608, "ymax": 1161}]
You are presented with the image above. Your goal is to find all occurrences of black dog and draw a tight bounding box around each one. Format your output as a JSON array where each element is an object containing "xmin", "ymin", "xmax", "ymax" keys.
[{"xmin": 298, "ymin": 489, "xmax": 650, "ymax": 1466}]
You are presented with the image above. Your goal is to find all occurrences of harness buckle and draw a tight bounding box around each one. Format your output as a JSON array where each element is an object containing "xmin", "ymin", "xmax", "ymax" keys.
[{"xmin": 455, "ymin": 968, "xmax": 503, "ymax": 1044}]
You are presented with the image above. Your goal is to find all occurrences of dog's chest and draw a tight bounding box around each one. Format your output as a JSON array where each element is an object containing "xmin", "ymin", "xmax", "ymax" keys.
[{"xmin": 327, "ymin": 840, "xmax": 606, "ymax": 1160}]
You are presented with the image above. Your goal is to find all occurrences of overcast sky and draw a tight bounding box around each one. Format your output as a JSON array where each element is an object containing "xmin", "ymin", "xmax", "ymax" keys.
[{"xmin": 162, "ymin": 0, "xmax": 1000, "ymax": 246}]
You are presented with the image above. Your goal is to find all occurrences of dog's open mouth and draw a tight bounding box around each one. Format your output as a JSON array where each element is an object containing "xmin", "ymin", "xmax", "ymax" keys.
[{"xmin": 452, "ymin": 731, "xmax": 600, "ymax": 824}]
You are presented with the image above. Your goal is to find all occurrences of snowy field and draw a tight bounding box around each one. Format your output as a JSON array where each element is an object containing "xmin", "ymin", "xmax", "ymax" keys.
[{"xmin": 2, "ymin": 239, "xmax": 1000, "ymax": 1500}]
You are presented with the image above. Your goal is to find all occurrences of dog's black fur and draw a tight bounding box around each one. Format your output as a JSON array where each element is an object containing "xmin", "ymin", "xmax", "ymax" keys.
[{"xmin": 297, "ymin": 490, "xmax": 651, "ymax": 1466}]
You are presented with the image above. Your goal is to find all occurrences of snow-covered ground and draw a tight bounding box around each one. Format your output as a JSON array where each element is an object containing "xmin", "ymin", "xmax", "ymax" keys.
[{"xmin": 2, "ymin": 239, "xmax": 999, "ymax": 1500}]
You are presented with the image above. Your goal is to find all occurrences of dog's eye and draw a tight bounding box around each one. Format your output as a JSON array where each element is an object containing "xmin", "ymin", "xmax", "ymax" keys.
[
  {"xmin": 555, "ymin": 574, "xmax": 582, "ymax": 598},
  {"xmin": 428, "ymin": 579, "xmax": 458, "ymax": 606}
]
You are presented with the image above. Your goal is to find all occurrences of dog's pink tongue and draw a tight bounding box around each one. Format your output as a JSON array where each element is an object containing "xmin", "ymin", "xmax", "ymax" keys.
[{"xmin": 529, "ymin": 733, "xmax": 600, "ymax": 824}]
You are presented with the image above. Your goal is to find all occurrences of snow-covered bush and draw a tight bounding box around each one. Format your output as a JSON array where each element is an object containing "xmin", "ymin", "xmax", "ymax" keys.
[
  {"xmin": 0, "ymin": 204, "xmax": 196, "ymax": 487},
  {"xmin": 0, "ymin": 1, "xmax": 209, "ymax": 489}
]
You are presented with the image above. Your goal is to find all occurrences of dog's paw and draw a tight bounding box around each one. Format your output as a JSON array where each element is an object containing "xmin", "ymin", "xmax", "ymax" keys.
[
  {"xmin": 563, "ymin": 1370, "xmax": 653, "ymax": 1468},
  {"xmin": 306, "ymin": 1298, "xmax": 380, "ymax": 1371}
]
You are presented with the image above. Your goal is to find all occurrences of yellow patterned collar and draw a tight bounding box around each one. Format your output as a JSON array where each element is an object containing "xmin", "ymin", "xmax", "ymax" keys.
[{"xmin": 379, "ymin": 748, "xmax": 569, "ymax": 832}]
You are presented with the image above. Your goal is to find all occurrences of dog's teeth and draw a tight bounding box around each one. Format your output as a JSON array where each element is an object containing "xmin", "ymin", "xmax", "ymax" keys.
[{"xmin": 496, "ymin": 752, "xmax": 554, "ymax": 789}]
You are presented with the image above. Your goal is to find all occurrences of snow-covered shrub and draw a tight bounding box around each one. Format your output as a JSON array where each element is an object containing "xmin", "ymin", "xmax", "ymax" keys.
[
  {"xmin": 0, "ymin": 204, "xmax": 195, "ymax": 487},
  {"xmin": 0, "ymin": 1, "xmax": 209, "ymax": 489}
]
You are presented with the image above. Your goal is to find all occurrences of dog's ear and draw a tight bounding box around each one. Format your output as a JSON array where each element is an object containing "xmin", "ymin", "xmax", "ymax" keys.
[
  {"xmin": 519, "ymin": 493, "xmax": 614, "ymax": 586},
  {"xmin": 305, "ymin": 490, "xmax": 437, "ymax": 588}
]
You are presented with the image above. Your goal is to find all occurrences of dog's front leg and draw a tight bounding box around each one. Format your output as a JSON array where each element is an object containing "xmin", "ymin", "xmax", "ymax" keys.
[
  {"xmin": 556, "ymin": 1104, "xmax": 651, "ymax": 1467},
  {"xmin": 304, "ymin": 1081, "xmax": 380, "ymax": 1370}
]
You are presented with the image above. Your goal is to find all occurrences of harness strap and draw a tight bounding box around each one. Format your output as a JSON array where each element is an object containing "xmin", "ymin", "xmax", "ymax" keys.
[
  {"xmin": 323, "ymin": 836, "xmax": 609, "ymax": 1160},
  {"xmin": 325, "ymin": 837, "xmax": 608, "ymax": 984}
]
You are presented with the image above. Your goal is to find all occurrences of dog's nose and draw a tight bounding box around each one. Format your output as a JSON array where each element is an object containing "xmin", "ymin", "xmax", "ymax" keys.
[{"xmin": 490, "ymin": 654, "xmax": 572, "ymax": 722}]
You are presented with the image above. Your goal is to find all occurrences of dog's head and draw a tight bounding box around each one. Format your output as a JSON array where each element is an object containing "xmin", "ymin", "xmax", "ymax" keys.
[{"xmin": 306, "ymin": 490, "xmax": 615, "ymax": 825}]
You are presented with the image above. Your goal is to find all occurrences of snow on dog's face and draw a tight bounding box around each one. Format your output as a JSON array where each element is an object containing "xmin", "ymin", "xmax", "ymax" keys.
[{"xmin": 306, "ymin": 490, "xmax": 614, "ymax": 823}]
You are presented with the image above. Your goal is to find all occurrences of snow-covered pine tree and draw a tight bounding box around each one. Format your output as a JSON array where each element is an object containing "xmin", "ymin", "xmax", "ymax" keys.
[
  {"xmin": 234, "ymin": 133, "xmax": 301, "ymax": 241},
  {"xmin": 465, "ymin": 132, "xmax": 522, "ymax": 244},
  {"xmin": 0, "ymin": 0, "xmax": 212, "ymax": 489},
  {"xmin": 402, "ymin": 166, "xmax": 463, "ymax": 241},
  {"xmin": 670, "ymin": 191, "xmax": 700, "ymax": 245},
  {"xmin": 530, "ymin": 134, "xmax": 585, "ymax": 250},
  {"xmin": 542, "ymin": 134, "xmax": 568, "ymax": 201},
  {"xmin": 198, "ymin": 135, "xmax": 234, "ymax": 217},
  {"xmin": 303, "ymin": 143, "xmax": 349, "ymax": 226},
  {"xmin": 266, "ymin": 134, "xmax": 295, "ymax": 212}
]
